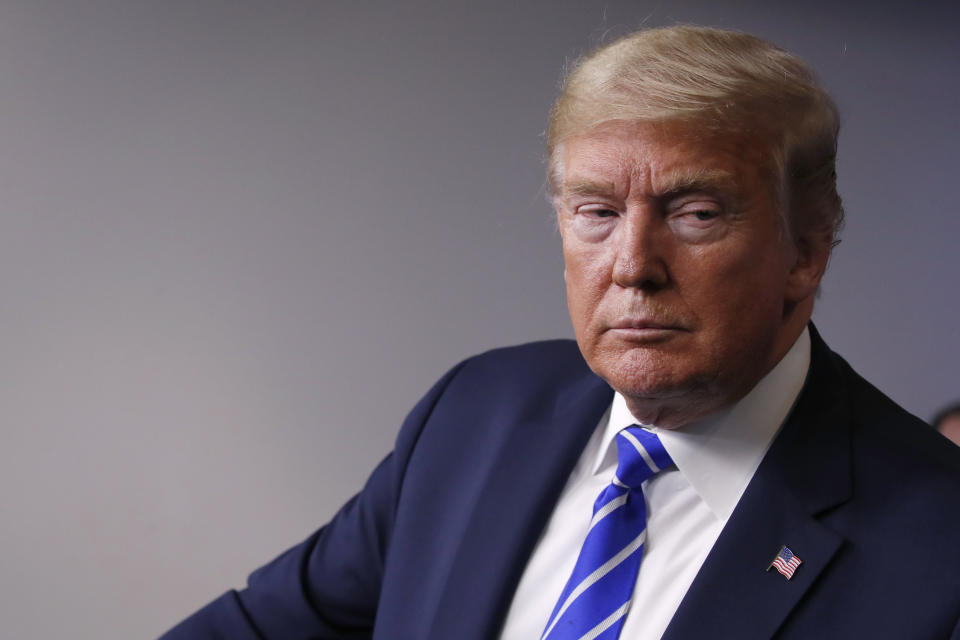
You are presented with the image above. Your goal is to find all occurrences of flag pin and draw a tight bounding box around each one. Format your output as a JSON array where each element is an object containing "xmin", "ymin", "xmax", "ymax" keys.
[{"xmin": 767, "ymin": 545, "xmax": 802, "ymax": 580}]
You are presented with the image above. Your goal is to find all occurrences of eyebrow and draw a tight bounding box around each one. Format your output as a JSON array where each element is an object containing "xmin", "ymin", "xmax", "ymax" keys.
[
  {"xmin": 653, "ymin": 167, "xmax": 740, "ymax": 197},
  {"xmin": 561, "ymin": 180, "xmax": 617, "ymax": 199},
  {"xmin": 561, "ymin": 168, "xmax": 741, "ymax": 201}
]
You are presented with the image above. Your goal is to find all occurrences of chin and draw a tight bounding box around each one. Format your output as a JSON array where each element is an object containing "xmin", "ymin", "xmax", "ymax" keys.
[
  {"xmin": 603, "ymin": 362, "xmax": 730, "ymax": 429},
  {"xmin": 592, "ymin": 348, "xmax": 714, "ymax": 402}
]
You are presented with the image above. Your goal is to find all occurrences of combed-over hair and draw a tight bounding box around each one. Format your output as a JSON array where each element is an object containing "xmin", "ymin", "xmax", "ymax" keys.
[{"xmin": 548, "ymin": 25, "xmax": 844, "ymax": 242}]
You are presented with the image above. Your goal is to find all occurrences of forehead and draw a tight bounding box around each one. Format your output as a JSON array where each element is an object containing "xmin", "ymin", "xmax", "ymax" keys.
[{"xmin": 557, "ymin": 121, "xmax": 775, "ymax": 199}]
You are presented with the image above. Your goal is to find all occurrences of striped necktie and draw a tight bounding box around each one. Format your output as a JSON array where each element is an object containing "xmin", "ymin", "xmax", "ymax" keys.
[{"xmin": 541, "ymin": 425, "xmax": 673, "ymax": 640}]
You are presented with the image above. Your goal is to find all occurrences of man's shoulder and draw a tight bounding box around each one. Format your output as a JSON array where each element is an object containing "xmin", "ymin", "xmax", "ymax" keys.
[
  {"xmin": 466, "ymin": 339, "xmax": 589, "ymax": 373},
  {"xmin": 453, "ymin": 338, "xmax": 596, "ymax": 391},
  {"xmin": 836, "ymin": 353, "xmax": 960, "ymax": 478},
  {"xmin": 805, "ymin": 339, "xmax": 960, "ymax": 507},
  {"xmin": 428, "ymin": 338, "xmax": 604, "ymax": 416},
  {"xmin": 784, "ymin": 328, "xmax": 960, "ymax": 511}
]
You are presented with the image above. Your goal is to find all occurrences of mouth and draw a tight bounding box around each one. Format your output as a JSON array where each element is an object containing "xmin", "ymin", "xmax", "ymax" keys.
[
  {"xmin": 609, "ymin": 318, "xmax": 686, "ymax": 331},
  {"xmin": 606, "ymin": 318, "xmax": 689, "ymax": 340}
]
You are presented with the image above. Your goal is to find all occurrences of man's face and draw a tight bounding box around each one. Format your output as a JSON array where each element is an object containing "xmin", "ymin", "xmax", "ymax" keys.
[{"xmin": 556, "ymin": 120, "xmax": 822, "ymax": 427}]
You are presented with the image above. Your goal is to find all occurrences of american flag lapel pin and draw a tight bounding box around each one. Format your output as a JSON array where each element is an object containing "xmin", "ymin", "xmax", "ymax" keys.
[{"xmin": 767, "ymin": 545, "xmax": 802, "ymax": 580}]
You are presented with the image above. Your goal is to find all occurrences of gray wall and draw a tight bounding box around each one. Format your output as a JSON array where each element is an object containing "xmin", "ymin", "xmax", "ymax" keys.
[{"xmin": 1, "ymin": 1, "xmax": 957, "ymax": 637}]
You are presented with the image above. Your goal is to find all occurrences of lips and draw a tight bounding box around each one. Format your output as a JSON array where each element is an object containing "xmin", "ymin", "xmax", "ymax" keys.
[{"xmin": 609, "ymin": 318, "xmax": 686, "ymax": 331}]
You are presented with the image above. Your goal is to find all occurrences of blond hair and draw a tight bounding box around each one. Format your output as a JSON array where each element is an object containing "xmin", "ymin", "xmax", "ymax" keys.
[{"xmin": 548, "ymin": 26, "xmax": 843, "ymax": 241}]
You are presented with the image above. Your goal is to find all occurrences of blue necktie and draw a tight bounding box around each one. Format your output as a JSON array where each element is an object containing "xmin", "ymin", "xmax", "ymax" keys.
[{"xmin": 541, "ymin": 425, "xmax": 674, "ymax": 640}]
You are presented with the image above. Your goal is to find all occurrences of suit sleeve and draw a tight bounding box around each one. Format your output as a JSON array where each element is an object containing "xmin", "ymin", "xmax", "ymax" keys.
[{"xmin": 159, "ymin": 360, "xmax": 467, "ymax": 639}]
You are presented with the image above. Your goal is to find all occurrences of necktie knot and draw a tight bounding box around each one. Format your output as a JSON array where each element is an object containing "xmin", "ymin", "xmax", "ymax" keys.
[{"xmin": 614, "ymin": 425, "xmax": 673, "ymax": 490}]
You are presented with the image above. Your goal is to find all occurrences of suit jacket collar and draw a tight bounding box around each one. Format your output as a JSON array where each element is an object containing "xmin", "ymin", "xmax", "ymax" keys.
[
  {"xmin": 662, "ymin": 324, "xmax": 853, "ymax": 639},
  {"xmin": 428, "ymin": 363, "xmax": 614, "ymax": 640}
]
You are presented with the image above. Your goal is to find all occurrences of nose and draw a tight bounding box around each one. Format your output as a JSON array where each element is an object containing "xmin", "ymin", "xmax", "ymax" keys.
[{"xmin": 611, "ymin": 212, "xmax": 670, "ymax": 290}]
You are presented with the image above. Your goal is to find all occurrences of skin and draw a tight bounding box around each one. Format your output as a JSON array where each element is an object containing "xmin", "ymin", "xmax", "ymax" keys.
[
  {"xmin": 938, "ymin": 414, "xmax": 960, "ymax": 447},
  {"xmin": 555, "ymin": 120, "xmax": 832, "ymax": 429}
]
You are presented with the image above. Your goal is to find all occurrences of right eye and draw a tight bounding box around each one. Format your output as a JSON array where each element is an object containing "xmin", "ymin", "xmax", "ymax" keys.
[{"xmin": 576, "ymin": 205, "xmax": 619, "ymax": 219}]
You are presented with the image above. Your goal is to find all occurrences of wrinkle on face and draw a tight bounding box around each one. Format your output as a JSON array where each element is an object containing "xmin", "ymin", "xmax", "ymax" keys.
[{"xmin": 557, "ymin": 121, "xmax": 821, "ymax": 429}]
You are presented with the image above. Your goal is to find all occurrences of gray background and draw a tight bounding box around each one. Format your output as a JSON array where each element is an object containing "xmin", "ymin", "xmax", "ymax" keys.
[{"xmin": 1, "ymin": 1, "xmax": 957, "ymax": 638}]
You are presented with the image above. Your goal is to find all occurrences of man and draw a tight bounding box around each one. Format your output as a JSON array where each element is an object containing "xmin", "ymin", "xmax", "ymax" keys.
[{"xmin": 163, "ymin": 26, "xmax": 960, "ymax": 639}]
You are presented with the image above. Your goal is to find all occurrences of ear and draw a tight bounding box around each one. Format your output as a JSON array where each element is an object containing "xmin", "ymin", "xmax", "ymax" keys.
[{"xmin": 785, "ymin": 226, "xmax": 833, "ymax": 303}]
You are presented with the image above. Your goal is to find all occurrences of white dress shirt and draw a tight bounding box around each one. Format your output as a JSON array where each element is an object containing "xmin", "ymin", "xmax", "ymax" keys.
[{"xmin": 499, "ymin": 329, "xmax": 811, "ymax": 639}]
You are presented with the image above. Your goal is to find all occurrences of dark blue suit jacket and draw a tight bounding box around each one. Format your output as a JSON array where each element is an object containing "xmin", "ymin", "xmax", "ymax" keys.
[{"xmin": 162, "ymin": 327, "xmax": 960, "ymax": 639}]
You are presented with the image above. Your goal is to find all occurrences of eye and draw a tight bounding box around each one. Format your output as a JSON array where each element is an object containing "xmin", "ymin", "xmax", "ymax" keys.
[
  {"xmin": 575, "ymin": 205, "xmax": 620, "ymax": 219},
  {"xmin": 666, "ymin": 201, "xmax": 727, "ymax": 242},
  {"xmin": 670, "ymin": 200, "xmax": 723, "ymax": 225},
  {"xmin": 690, "ymin": 209, "xmax": 718, "ymax": 221},
  {"xmin": 590, "ymin": 208, "xmax": 618, "ymax": 218}
]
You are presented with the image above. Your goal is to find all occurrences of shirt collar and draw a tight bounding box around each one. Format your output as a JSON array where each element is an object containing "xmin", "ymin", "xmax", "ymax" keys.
[{"xmin": 591, "ymin": 327, "xmax": 811, "ymax": 523}]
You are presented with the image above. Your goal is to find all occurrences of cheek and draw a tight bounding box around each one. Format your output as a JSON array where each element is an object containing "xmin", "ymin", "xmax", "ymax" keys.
[
  {"xmin": 691, "ymin": 251, "xmax": 789, "ymax": 333},
  {"xmin": 564, "ymin": 238, "xmax": 608, "ymax": 277},
  {"xmin": 563, "ymin": 249, "xmax": 610, "ymax": 327}
]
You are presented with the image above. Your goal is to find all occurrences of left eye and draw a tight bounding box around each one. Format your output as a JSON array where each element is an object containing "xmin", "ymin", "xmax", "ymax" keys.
[{"xmin": 690, "ymin": 210, "xmax": 718, "ymax": 221}]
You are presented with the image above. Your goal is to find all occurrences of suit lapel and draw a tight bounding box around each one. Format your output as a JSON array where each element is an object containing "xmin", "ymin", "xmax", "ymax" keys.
[
  {"xmin": 662, "ymin": 326, "xmax": 853, "ymax": 639},
  {"xmin": 427, "ymin": 370, "xmax": 613, "ymax": 640}
]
